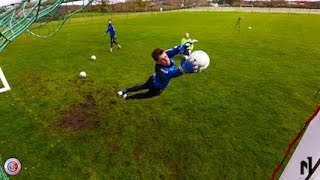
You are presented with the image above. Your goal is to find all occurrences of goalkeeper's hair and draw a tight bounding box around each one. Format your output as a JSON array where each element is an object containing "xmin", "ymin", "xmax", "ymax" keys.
[{"xmin": 151, "ymin": 48, "xmax": 165, "ymax": 61}]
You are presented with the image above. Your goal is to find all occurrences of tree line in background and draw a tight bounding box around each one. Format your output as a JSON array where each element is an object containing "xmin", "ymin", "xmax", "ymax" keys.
[{"xmin": 81, "ymin": 0, "xmax": 320, "ymax": 13}]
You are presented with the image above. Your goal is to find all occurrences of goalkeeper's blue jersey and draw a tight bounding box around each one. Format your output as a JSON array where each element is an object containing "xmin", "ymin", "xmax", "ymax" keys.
[
  {"xmin": 152, "ymin": 46, "xmax": 182, "ymax": 90},
  {"xmin": 106, "ymin": 24, "xmax": 116, "ymax": 36}
]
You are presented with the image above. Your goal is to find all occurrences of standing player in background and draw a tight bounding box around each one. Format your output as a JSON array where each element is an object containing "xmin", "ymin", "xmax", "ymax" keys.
[
  {"xmin": 117, "ymin": 40, "xmax": 198, "ymax": 100},
  {"xmin": 105, "ymin": 19, "xmax": 121, "ymax": 52},
  {"xmin": 181, "ymin": 32, "xmax": 194, "ymax": 55}
]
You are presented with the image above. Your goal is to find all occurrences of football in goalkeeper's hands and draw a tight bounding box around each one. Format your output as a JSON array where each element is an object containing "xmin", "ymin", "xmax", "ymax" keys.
[{"xmin": 188, "ymin": 50, "xmax": 210, "ymax": 72}]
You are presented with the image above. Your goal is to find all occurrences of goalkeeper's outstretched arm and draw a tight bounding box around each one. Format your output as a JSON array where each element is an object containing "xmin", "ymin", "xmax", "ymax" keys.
[{"xmin": 166, "ymin": 40, "xmax": 198, "ymax": 58}]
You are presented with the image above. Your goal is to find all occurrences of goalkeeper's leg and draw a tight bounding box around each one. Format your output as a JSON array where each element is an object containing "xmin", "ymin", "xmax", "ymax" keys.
[
  {"xmin": 112, "ymin": 37, "xmax": 121, "ymax": 49},
  {"xmin": 110, "ymin": 36, "xmax": 114, "ymax": 48},
  {"xmin": 125, "ymin": 89, "xmax": 162, "ymax": 100},
  {"xmin": 109, "ymin": 36, "xmax": 113, "ymax": 52},
  {"xmin": 118, "ymin": 76, "xmax": 153, "ymax": 98},
  {"xmin": 124, "ymin": 76, "xmax": 153, "ymax": 93}
]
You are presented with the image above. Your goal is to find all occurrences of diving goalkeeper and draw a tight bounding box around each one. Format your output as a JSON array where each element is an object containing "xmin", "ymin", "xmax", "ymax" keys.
[{"xmin": 117, "ymin": 40, "xmax": 198, "ymax": 100}]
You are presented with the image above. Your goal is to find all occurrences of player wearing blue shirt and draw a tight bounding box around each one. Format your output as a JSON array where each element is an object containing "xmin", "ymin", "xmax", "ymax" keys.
[
  {"xmin": 106, "ymin": 19, "xmax": 121, "ymax": 52},
  {"xmin": 117, "ymin": 40, "xmax": 198, "ymax": 100}
]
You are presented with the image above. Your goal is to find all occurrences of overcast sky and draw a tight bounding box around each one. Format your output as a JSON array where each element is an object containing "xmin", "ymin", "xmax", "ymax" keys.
[{"xmin": 0, "ymin": 0, "xmax": 22, "ymax": 7}]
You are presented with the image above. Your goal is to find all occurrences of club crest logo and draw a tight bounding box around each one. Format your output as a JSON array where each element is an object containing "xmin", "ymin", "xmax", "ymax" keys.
[{"xmin": 3, "ymin": 158, "xmax": 21, "ymax": 175}]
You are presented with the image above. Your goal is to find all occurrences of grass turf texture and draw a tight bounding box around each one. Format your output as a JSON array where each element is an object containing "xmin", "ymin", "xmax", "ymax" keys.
[{"xmin": 0, "ymin": 11, "xmax": 320, "ymax": 179}]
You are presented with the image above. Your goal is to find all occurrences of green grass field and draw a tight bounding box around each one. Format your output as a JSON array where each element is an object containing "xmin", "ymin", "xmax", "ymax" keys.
[{"xmin": 1, "ymin": 11, "xmax": 320, "ymax": 179}]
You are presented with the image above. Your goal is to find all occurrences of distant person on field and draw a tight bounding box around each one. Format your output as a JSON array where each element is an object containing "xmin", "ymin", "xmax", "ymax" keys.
[
  {"xmin": 181, "ymin": 32, "xmax": 194, "ymax": 55},
  {"xmin": 105, "ymin": 19, "xmax": 121, "ymax": 52},
  {"xmin": 117, "ymin": 40, "xmax": 198, "ymax": 100}
]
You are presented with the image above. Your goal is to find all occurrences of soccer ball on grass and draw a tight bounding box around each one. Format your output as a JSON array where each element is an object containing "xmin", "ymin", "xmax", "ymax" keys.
[{"xmin": 79, "ymin": 71, "xmax": 86, "ymax": 78}]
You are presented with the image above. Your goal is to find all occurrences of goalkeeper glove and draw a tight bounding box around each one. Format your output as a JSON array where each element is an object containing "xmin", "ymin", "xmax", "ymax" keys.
[
  {"xmin": 189, "ymin": 39, "xmax": 198, "ymax": 44},
  {"xmin": 179, "ymin": 39, "xmax": 198, "ymax": 55},
  {"xmin": 179, "ymin": 60, "xmax": 198, "ymax": 74}
]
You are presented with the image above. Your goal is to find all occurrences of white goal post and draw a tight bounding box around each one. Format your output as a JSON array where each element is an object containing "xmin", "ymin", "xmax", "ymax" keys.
[{"xmin": 0, "ymin": 67, "xmax": 11, "ymax": 93}]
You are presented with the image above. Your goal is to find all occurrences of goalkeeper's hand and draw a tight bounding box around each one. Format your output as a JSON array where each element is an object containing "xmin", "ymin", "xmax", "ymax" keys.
[
  {"xmin": 179, "ymin": 39, "xmax": 198, "ymax": 55},
  {"xmin": 189, "ymin": 39, "xmax": 198, "ymax": 44},
  {"xmin": 181, "ymin": 55, "xmax": 188, "ymax": 65},
  {"xmin": 179, "ymin": 60, "xmax": 198, "ymax": 74}
]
